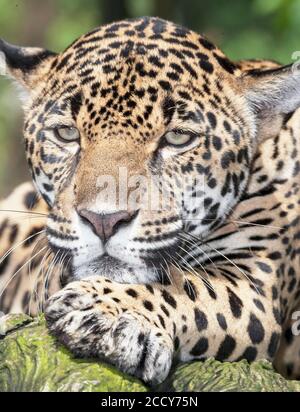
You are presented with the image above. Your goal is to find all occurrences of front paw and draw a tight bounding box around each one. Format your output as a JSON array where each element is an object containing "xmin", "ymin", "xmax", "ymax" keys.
[{"xmin": 44, "ymin": 279, "xmax": 173, "ymax": 385}]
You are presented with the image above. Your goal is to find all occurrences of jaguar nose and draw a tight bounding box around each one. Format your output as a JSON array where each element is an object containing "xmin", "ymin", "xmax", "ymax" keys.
[{"xmin": 78, "ymin": 209, "xmax": 137, "ymax": 243}]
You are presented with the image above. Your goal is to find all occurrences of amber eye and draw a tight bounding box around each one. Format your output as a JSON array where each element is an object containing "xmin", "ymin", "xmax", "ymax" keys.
[
  {"xmin": 55, "ymin": 126, "xmax": 80, "ymax": 142},
  {"xmin": 165, "ymin": 131, "xmax": 192, "ymax": 146}
]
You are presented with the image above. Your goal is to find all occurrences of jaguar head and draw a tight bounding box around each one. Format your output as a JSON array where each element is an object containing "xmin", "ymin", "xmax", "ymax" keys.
[{"xmin": 1, "ymin": 17, "xmax": 300, "ymax": 284}]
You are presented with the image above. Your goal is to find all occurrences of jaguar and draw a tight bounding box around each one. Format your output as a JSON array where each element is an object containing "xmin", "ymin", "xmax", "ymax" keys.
[{"xmin": 0, "ymin": 17, "xmax": 300, "ymax": 385}]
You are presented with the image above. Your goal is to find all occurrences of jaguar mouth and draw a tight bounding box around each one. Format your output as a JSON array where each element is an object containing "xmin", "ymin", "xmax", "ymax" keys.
[
  {"xmin": 71, "ymin": 253, "xmax": 156, "ymax": 284},
  {"xmin": 85, "ymin": 254, "xmax": 128, "ymax": 277},
  {"xmin": 48, "ymin": 234, "xmax": 180, "ymax": 285},
  {"xmin": 71, "ymin": 251, "xmax": 175, "ymax": 285}
]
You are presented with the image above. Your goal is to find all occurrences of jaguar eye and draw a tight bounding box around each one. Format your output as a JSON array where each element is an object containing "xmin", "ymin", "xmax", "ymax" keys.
[
  {"xmin": 165, "ymin": 131, "xmax": 192, "ymax": 146},
  {"xmin": 55, "ymin": 126, "xmax": 80, "ymax": 142}
]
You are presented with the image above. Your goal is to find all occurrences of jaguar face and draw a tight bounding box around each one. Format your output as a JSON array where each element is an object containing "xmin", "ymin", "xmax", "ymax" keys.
[{"xmin": 1, "ymin": 17, "xmax": 299, "ymax": 284}]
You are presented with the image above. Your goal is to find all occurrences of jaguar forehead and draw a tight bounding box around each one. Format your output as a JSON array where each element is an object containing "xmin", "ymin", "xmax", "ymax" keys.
[{"xmin": 44, "ymin": 17, "xmax": 240, "ymax": 97}]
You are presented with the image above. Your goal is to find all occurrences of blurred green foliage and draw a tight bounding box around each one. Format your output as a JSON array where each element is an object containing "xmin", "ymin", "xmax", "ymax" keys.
[{"xmin": 0, "ymin": 0, "xmax": 300, "ymax": 196}]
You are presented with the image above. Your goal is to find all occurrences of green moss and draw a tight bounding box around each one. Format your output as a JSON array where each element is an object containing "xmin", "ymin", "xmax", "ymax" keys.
[
  {"xmin": 0, "ymin": 314, "xmax": 147, "ymax": 392},
  {"xmin": 159, "ymin": 358, "xmax": 300, "ymax": 392}
]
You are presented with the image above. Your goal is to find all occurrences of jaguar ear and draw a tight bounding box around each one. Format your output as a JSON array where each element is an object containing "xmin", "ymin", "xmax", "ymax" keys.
[
  {"xmin": 242, "ymin": 64, "xmax": 300, "ymax": 140},
  {"xmin": 0, "ymin": 39, "xmax": 57, "ymax": 104}
]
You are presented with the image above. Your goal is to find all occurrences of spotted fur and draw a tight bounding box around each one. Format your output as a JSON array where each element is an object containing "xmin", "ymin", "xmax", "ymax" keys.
[{"xmin": 0, "ymin": 17, "xmax": 300, "ymax": 385}]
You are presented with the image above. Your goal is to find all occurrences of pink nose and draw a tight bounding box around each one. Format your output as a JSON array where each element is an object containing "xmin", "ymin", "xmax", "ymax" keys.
[{"xmin": 78, "ymin": 209, "xmax": 136, "ymax": 243}]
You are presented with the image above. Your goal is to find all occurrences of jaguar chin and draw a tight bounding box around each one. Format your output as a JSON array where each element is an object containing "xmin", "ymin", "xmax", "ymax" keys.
[{"xmin": 72, "ymin": 253, "xmax": 161, "ymax": 284}]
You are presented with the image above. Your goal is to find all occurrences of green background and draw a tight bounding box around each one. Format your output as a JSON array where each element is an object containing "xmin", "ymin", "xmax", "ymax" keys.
[{"xmin": 1, "ymin": 0, "xmax": 300, "ymax": 196}]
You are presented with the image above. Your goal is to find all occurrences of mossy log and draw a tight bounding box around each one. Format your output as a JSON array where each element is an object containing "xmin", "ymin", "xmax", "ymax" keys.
[{"xmin": 1, "ymin": 314, "xmax": 299, "ymax": 392}]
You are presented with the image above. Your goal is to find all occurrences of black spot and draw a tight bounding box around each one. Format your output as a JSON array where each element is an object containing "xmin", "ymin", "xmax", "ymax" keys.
[
  {"xmin": 174, "ymin": 336, "xmax": 180, "ymax": 351},
  {"xmin": 221, "ymin": 150, "xmax": 235, "ymax": 169},
  {"xmin": 223, "ymin": 120, "xmax": 231, "ymax": 132},
  {"xmin": 207, "ymin": 178, "xmax": 217, "ymax": 189},
  {"xmin": 70, "ymin": 91, "xmax": 83, "ymax": 120},
  {"xmin": 216, "ymin": 335, "xmax": 236, "ymax": 361},
  {"xmin": 181, "ymin": 61, "xmax": 198, "ymax": 79},
  {"xmin": 238, "ymin": 346, "xmax": 258, "ymax": 362},
  {"xmin": 227, "ymin": 287, "xmax": 243, "ymax": 318},
  {"xmin": 9, "ymin": 224, "xmax": 18, "ymax": 244},
  {"xmin": 143, "ymin": 300, "xmax": 154, "ymax": 311},
  {"xmin": 216, "ymin": 313, "xmax": 227, "ymax": 331},
  {"xmin": 24, "ymin": 190, "xmax": 38, "ymax": 209},
  {"xmin": 267, "ymin": 332, "xmax": 280, "ymax": 358},
  {"xmin": 138, "ymin": 332, "xmax": 145, "ymax": 345},
  {"xmin": 162, "ymin": 96, "xmax": 175, "ymax": 124},
  {"xmin": 183, "ymin": 280, "xmax": 197, "ymax": 301},
  {"xmin": 271, "ymin": 286, "xmax": 278, "ymax": 300},
  {"xmin": 170, "ymin": 62, "xmax": 184, "ymax": 75},
  {"xmin": 232, "ymin": 130, "xmax": 240, "ymax": 145},
  {"xmin": 56, "ymin": 52, "xmax": 72, "ymax": 71},
  {"xmin": 247, "ymin": 313, "xmax": 265, "ymax": 344},
  {"xmin": 256, "ymin": 261, "xmax": 273, "ymax": 274},
  {"xmin": 166, "ymin": 71, "xmax": 179, "ymax": 81},
  {"xmin": 159, "ymin": 80, "xmax": 172, "ymax": 92},
  {"xmin": 149, "ymin": 56, "xmax": 164, "ymax": 69},
  {"xmin": 288, "ymin": 278, "xmax": 296, "ymax": 293},
  {"xmin": 214, "ymin": 53, "xmax": 236, "ymax": 74},
  {"xmin": 253, "ymin": 299, "xmax": 265, "ymax": 312},
  {"xmin": 43, "ymin": 183, "xmax": 53, "ymax": 192},
  {"xmin": 160, "ymin": 304, "xmax": 170, "ymax": 317},
  {"xmin": 199, "ymin": 59, "xmax": 214, "ymax": 74},
  {"xmin": 273, "ymin": 307, "xmax": 282, "ymax": 325},
  {"xmin": 212, "ymin": 135, "xmax": 222, "ymax": 151},
  {"xmin": 207, "ymin": 112, "xmax": 217, "ymax": 129},
  {"xmin": 0, "ymin": 254, "xmax": 10, "ymax": 275},
  {"xmin": 23, "ymin": 226, "xmax": 44, "ymax": 247},
  {"xmin": 206, "ymin": 284, "xmax": 217, "ymax": 299},
  {"xmin": 194, "ymin": 308, "xmax": 208, "ymax": 331},
  {"xmin": 199, "ymin": 37, "xmax": 215, "ymax": 51},
  {"xmin": 145, "ymin": 284, "xmax": 154, "ymax": 294},
  {"xmin": 158, "ymin": 314, "xmax": 165, "ymax": 329},
  {"xmin": 190, "ymin": 337, "xmax": 208, "ymax": 357},
  {"xmin": 162, "ymin": 289, "xmax": 177, "ymax": 308},
  {"xmin": 126, "ymin": 288, "xmax": 138, "ymax": 298},
  {"xmin": 28, "ymin": 123, "xmax": 36, "ymax": 135}
]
